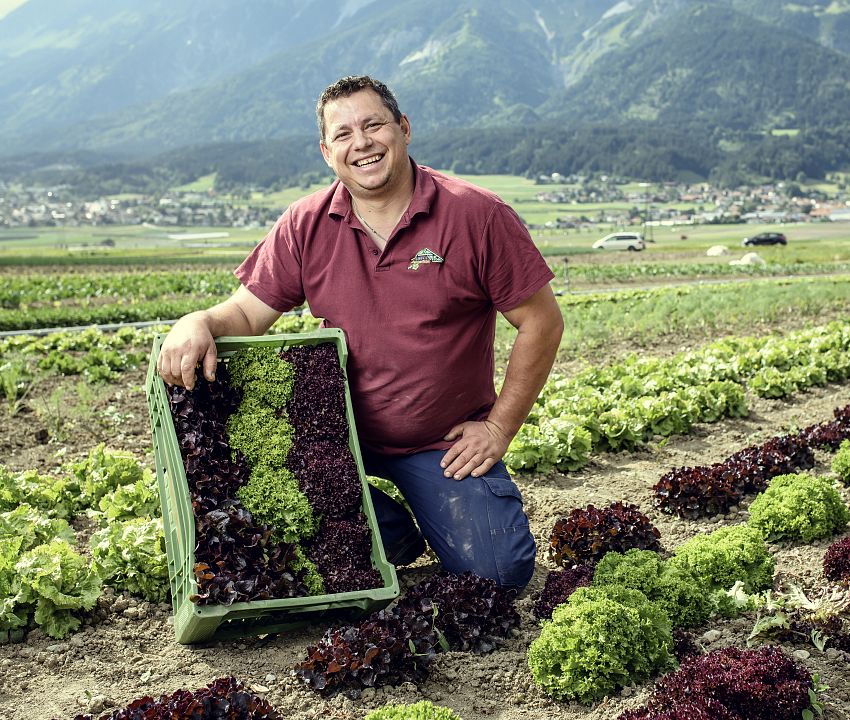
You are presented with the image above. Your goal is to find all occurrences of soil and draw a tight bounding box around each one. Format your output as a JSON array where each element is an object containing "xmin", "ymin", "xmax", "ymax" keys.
[{"xmin": 1, "ymin": 367, "xmax": 850, "ymax": 720}]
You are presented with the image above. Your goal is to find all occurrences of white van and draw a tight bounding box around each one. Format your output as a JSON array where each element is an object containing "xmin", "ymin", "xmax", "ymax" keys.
[{"xmin": 592, "ymin": 232, "xmax": 646, "ymax": 252}]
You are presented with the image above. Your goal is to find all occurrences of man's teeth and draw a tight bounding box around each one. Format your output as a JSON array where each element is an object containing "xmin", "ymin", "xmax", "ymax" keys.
[{"xmin": 355, "ymin": 155, "xmax": 382, "ymax": 167}]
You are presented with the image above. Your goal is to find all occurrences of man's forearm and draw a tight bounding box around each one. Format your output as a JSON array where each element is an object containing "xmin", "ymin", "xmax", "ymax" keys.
[
  {"xmin": 201, "ymin": 304, "xmax": 256, "ymax": 338},
  {"xmin": 202, "ymin": 286, "xmax": 282, "ymax": 338},
  {"xmin": 487, "ymin": 319, "xmax": 562, "ymax": 439}
]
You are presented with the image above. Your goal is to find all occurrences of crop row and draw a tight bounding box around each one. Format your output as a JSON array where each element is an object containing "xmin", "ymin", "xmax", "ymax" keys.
[
  {"xmin": 553, "ymin": 259, "xmax": 850, "ymax": 284},
  {"xmin": 0, "ymin": 270, "xmax": 239, "ymax": 308},
  {"xmin": 653, "ymin": 407, "xmax": 850, "ymax": 518},
  {"xmin": 2, "ymin": 273, "xmax": 849, "ymax": 338},
  {"xmin": 6, "ymin": 260, "xmax": 845, "ymax": 312},
  {"xmin": 506, "ymin": 319, "xmax": 850, "ymax": 472},
  {"xmin": 555, "ymin": 273, "xmax": 850, "ymax": 310},
  {"xmin": 0, "ymin": 317, "xmax": 315, "ymax": 417},
  {"xmin": 0, "ymin": 327, "xmax": 158, "ymax": 397},
  {"xmin": 0, "ymin": 297, "xmax": 221, "ymax": 331}
]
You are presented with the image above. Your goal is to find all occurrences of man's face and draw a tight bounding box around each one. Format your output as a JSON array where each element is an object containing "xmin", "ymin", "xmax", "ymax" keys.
[{"xmin": 320, "ymin": 89, "xmax": 411, "ymax": 199}]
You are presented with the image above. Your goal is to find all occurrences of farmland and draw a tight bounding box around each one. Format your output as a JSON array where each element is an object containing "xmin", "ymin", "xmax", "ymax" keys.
[{"xmin": 1, "ymin": 187, "xmax": 850, "ymax": 720}]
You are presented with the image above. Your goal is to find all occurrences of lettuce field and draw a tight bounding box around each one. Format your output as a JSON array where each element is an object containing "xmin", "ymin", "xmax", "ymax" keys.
[{"xmin": 1, "ymin": 234, "xmax": 850, "ymax": 720}]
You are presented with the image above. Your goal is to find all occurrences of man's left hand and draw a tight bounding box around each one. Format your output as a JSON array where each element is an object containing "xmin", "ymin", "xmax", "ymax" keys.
[{"xmin": 441, "ymin": 420, "xmax": 512, "ymax": 481}]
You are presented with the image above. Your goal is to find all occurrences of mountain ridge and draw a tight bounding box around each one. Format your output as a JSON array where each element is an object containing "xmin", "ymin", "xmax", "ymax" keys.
[{"xmin": 1, "ymin": 0, "xmax": 849, "ymax": 185}]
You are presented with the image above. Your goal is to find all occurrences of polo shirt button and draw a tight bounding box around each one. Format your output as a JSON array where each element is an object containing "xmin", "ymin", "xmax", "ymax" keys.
[{"xmin": 371, "ymin": 249, "xmax": 379, "ymax": 255}]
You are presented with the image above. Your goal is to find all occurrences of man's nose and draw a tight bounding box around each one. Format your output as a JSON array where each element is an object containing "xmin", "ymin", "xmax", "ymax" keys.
[{"xmin": 351, "ymin": 127, "xmax": 373, "ymax": 149}]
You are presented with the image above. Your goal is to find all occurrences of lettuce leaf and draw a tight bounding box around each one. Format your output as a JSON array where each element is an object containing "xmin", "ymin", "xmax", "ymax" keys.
[
  {"xmin": 90, "ymin": 517, "xmax": 169, "ymax": 603},
  {"xmin": 15, "ymin": 539, "xmax": 101, "ymax": 639}
]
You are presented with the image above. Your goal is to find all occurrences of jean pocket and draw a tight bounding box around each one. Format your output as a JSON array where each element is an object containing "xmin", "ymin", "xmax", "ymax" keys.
[
  {"xmin": 481, "ymin": 474, "xmax": 535, "ymax": 588},
  {"xmin": 481, "ymin": 474, "xmax": 523, "ymax": 504}
]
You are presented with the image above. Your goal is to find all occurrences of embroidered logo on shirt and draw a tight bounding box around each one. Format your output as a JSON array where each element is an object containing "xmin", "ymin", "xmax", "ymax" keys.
[{"xmin": 407, "ymin": 248, "xmax": 444, "ymax": 270}]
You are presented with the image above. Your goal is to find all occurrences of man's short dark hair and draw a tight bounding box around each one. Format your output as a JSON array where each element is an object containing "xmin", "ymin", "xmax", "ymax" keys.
[{"xmin": 316, "ymin": 75, "xmax": 402, "ymax": 142}]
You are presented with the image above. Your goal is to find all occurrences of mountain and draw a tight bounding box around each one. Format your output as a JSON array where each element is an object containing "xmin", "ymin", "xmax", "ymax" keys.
[
  {"xmin": 0, "ymin": 0, "xmax": 849, "ymax": 180},
  {"xmin": 0, "ymin": 0, "xmax": 378, "ymax": 140},
  {"xmin": 542, "ymin": 2, "xmax": 850, "ymax": 129}
]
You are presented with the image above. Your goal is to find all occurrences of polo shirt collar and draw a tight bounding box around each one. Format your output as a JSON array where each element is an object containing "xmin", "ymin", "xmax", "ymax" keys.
[{"xmin": 327, "ymin": 157, "xmax": 436, "ymax": 221}]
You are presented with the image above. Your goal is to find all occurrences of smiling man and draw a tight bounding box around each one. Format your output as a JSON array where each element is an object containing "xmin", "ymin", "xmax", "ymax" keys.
[{"xmin": 157, "ymin": 75, "xmax": 564, "ymax": 589}]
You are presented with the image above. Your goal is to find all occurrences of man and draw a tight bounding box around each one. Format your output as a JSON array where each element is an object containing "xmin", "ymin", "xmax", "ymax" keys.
[{"xmin": 157, "ymin": 75, "xmax": 563, "ymax": 589}]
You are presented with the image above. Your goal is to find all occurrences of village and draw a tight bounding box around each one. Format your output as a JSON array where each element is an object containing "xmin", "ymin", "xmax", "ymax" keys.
[
  {"xmin": 1, "ymin": 175, "xmax": 850, "ymax": 231},
  {"xmin": 531, "ymin": 173, "xmax": 850, "ymax": 229},
  {"xmin": 0, "ymin": 185, "xmax": 281, "ymax": 230}
]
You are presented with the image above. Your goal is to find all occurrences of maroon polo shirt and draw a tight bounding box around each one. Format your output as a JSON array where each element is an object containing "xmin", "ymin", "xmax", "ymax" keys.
[{"xmin": 235, "ymin": 161, "xmax": 554, "ymax": 455}]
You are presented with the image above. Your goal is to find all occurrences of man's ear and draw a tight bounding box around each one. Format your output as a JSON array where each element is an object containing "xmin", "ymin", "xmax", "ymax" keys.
[
  {"xmin": 400, "ymin": 114, "xmax": 412, "ymax": 144},
  {"xmin": 319, "ymin": 141, "xmax": 332, "ymax": 167}
]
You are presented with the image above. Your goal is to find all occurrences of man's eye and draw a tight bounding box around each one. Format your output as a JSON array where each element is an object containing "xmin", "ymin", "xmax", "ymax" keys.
[
  {"xmin": 366, "ymin": 122, "xmax": 384, "ymax": 131},
  {"xmin": 334, "ymin": 131, "xmax": 351, "ymax": 141}
]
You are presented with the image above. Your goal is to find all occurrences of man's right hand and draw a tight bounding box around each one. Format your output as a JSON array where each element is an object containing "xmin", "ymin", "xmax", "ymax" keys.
[{"xmin": 156, "ymin": 311, "xmax": 218, "ymax": 390}]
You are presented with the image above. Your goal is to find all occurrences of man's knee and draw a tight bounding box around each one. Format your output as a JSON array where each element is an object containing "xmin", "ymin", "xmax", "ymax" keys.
[
  {"xmin": 437, "ymin": 512, "xmax": 537, "ymax": 590},
  {"xmin": 438, "ymin": 521, "xmax": 537, "ymax": 590}
]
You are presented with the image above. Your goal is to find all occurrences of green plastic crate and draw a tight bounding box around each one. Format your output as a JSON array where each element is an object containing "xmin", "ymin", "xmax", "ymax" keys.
[{"xmin": 146, "ymin": 328, "xmax": 399, "ymax": 643}]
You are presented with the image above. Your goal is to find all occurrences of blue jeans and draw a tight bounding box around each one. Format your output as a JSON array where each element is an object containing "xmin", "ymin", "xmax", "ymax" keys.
[{"xmin": 362, "ymin": 448, "xmax": 536, "ymax": 589}]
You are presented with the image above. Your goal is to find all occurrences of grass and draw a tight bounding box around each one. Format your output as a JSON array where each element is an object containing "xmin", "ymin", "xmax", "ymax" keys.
[
  {"xmin": 493, "ymin": 275, "xmax": 850, "ymax": 370},
  {"xmin": 0, "ymin": 225, "xmax": 260, "ymax": 266},
  {"xmin": 174, "ymin": 174, "xmax": 217, "ymax": 192}
]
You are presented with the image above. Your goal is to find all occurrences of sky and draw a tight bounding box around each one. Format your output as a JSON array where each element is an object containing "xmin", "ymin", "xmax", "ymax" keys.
[{"xmin": 0, "ymin": 0, "xmax": 26, "ymax": 21}]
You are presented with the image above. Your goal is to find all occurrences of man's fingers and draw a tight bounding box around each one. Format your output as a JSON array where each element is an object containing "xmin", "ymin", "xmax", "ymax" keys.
[
  {"xmin": 202, "ymin": 343, "xmax": 218, "ymax": 382},
  {"xmin": 180, "ymin": 355, "xmax": 198, "ymax": 390},
  {"xmin": 444, "ymin": 449, "xmax": 484, "ymax": 479},
  {"xmin": 440, "ymin": 444, "xmax": 463, "ymax": 470},
  {"xmin": 470, "ymin": 457, "xmax": 496, "ymax": 478},
  {"xmin": 443, "ymin": 423, "xmax": 464, "ymax": 441},
  {"xmin": 450, "ymin": 458, "xmax": 481, "ymax": 481},
  {"xmin": 158, "ymin": 352, "xmax": 180, "ymax": 387}
]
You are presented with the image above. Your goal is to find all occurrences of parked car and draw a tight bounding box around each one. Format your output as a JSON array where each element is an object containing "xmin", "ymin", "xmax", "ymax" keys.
[
  {"xmin": 592, "ymin": 232, "xmax": 646, "ymax": 251},
  {"xmin": 742, "ymin": 232, "xmax": 787, "ymax": 246}
]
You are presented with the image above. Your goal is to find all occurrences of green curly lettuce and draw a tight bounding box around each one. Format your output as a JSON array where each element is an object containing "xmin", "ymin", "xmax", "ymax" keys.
[
  {"xmin": 592, "ymin": 549, "xmax": 714, "ymax": 628},
  {"xmin": 364, "ymin": 701, "xmax": 463, "ymax": 720},
  {"xmin": 747, "ymin": 473, "xmax": 850, "ymax": 543},
  {"xmin": 226, "ymin": 396, "xmax": 294, "ymax": 468},
  {"xmin": 90, "ymin": 476, "xmax": 160, "ymax": 525},
  {"xmin": 227, "ymin": 346, "xmax": 294, "ymax": 408},
  {"xmin": 668, "ymin": 525, "xmax": 772, "ymax": 616},
  {"xmin": 90, "ymin": 517, "xmax": 169, "ymax": 603},
  {"xmin": 236, "ymin": 465, "xmax": 317, "ymax": 544},
  {"xmin": 0, "ymin": 536, "xmax": 27, "ymax": 633},
  {"xmin": 527, "ymin": 585, "xmax": 673, "ymax": 704},
  {"xmin": 16, "ymin": 539, "xmax": 101, "ymax": 639},
  {"xmin": 0, "ymin": 465, "xmax": 17, "ymax": 510},
  {"xmin": 505, "ymin": 416, "xmax": 592, "ymax": 473},
  {"xmin": 831, "ymin": 440, "xmax": 850, "ymax": 485},
  {"xmin": 66, "ymin": 444, "xmax": 147, "ymax": 508},
  {"xmin": 289, "ymin": 545, "xmax": 324, "ymax": 596},
  {"xmin": 0, "ymin": 466, "xmax": 78, "ymax": 518}
]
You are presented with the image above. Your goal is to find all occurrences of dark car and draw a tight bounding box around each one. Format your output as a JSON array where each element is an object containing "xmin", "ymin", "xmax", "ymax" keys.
[{"xmin": 742, "ymin": 232, "xmax": 787, "ymax": 246}]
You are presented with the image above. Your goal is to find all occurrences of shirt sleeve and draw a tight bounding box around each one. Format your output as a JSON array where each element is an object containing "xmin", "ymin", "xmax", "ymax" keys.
[
  {"xmin": 234, "ymin": 210, "xmax": 306, "ymax": 312},
  {"xmin": 479, "ymin": 202, "xmax": 555, "ymax": 312}
]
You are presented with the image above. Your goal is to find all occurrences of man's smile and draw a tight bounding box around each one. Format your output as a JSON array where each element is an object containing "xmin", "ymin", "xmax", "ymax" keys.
[{"xmin": 354, "ymin": 154, "xmax": 384, "ymax": 167}]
